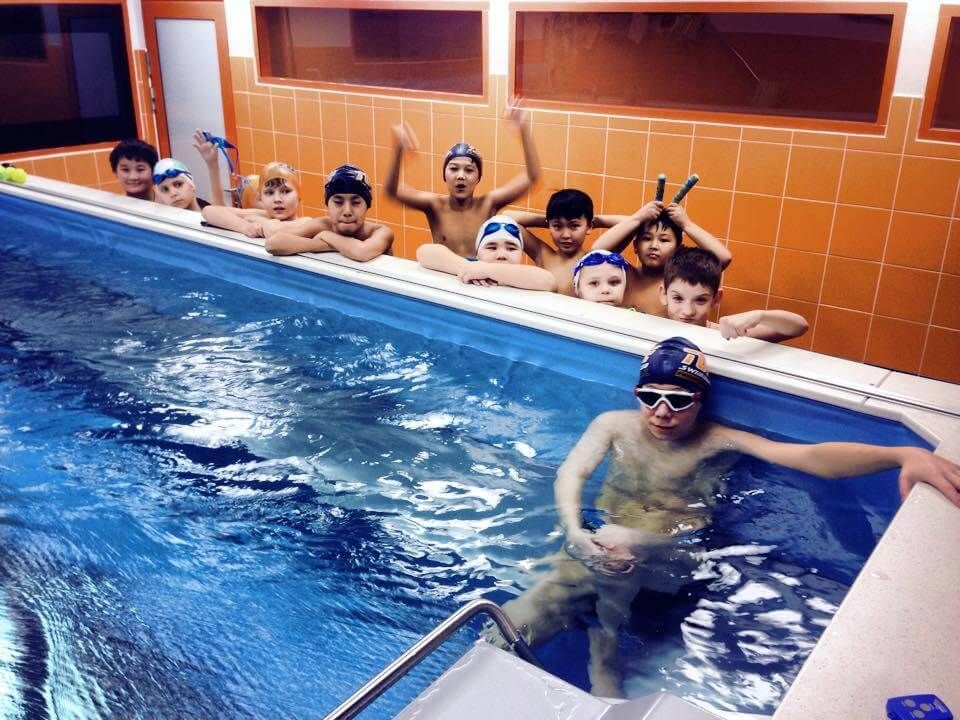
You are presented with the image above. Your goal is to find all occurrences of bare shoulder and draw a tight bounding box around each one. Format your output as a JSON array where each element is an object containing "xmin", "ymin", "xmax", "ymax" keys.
[{"xmin": 591, "ymin": 409, "xmax": 640, "ymax": 436}]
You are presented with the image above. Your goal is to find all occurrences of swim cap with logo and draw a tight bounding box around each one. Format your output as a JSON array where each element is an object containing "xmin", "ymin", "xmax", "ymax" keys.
[
  {"xmin": 443, "ymin": 142, "xmax": 483, "ymax": 178},
  {"xmin": 637, "ymin": 337, "xmax": 710, "ymax": 395},
  {"xmin": 324, "ymin": 164, "xmax": 372, "ymax": 207}
]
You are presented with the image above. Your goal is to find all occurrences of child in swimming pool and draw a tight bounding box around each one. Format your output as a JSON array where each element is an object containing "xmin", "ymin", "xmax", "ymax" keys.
[
  {"xmin": 592, "ymin": 200, "xmax": 732, "ymax": 316},
  {"xmin": 506, "ymin": 189, "xmax": 629, "ymax": 296},
  {"xmin": 662, "ymin": 247, "xmax": 808, "ymax": 342},
  {"xmin": 265, "ymin": 164, "xmax": 394, "ymax": 262},
  {"xmin": 417, "ymin": 215, "xmax": 557, "ymax": 291},
  {"xmin": 385, "ymin": 107, "xmax": 541, "ymax": 258},
  {"xmin": 498, "ymin": 337, "xmax": 960, "ymax": 698},
  {"xmin": 110, "ymin": 139, "xmax": 159, "ymax": 201},
  {"xmin": 201, "ymin": 162, "xmax": 317, "ymax": 238},
  {"xmin": 572, "ymin": 249, "xmax": 630, "ymax": 307}
]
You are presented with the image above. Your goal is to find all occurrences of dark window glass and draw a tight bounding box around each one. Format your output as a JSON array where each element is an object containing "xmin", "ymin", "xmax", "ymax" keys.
[
  {"xmin": 255, "ymin": 7, "xmax": 483, "ymax": 96},
  {"xmin": 0, "ymin": 3, "xmax": 137, "ymax": 154},
  {"xmin": 515, "ymin": 11, "xmax": 895, "ymax": 123},
  {"xmin": 932, "ymin": 17, "xmax": 960, "ymax": 130}
]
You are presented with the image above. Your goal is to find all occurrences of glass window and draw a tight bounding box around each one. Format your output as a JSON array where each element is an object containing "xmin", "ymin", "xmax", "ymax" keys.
[
  {"xmin": 255, "ymin": 6, "xmax": 483, "ymax": 96},
  {"xmin": 515, "ymin": 9, "xmax": 897, "ymax": 124},
  {"xmin": 0, "ymin": 3, "xmax": 137, "ymax": 155},
  {"xmin": 931, "ymin": 16, "xmax": 960, "ymax": 131}
]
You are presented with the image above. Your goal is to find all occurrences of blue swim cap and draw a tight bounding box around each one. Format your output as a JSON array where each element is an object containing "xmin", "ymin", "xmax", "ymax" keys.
[
  {"xmin": 638, "ymin": 337, "xmax": 710, "ymax": 395},
  {"xmin": 444, "ymin": 142, "xmax": 483, "ymax": 178},
  {"xmin": 324, "ymin": 164, "xmax": 372, "ymax": 207}
]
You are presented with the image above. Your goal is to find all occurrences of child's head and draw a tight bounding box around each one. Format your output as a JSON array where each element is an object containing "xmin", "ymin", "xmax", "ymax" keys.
[
  {"xmin": 634, "ymin": 213, "xmax": 683, "ymax": 272},
  {"xmin": 475, "ymin": 215, "xmax": 523, "ymax": 263},
  {"xmin": 260, "ymin": 162, "xmax": 300, "ymax": 219},
  {"xmin": 573, "ymin": 249, "xmax": 628, "ymax": 306},
  {"xmin": 324, "ymin": 164, "xmax": 372, "ymax": 235},
  {"xmin": 152, "ymin": 158, "xmax": 197, "ymax": 209},
  {"xmin": 634, "ymin": 337, "xmax": 710, "ymax": 441},
  {"xmin": 110, "ymin": 139, "xmax": 158, "ymax": 198},
  {"xmin": 660, "ymin": 248, "xmax": 723, "ymax": 326},
  {"xmin": 546, "ymin": 189, "xmax": 594, "ymax": 255},
  {"xmin": 443, "ymin": 142, "xmax": 482, "ymax": 201}
]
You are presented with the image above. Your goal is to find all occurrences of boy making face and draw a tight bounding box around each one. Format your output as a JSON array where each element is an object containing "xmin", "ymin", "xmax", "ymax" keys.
[
  {"xmin": 593, "ymin": 200, "xmax": 732, "ymax": 315},
  {"xmin": 385, "ymin": 107, "xmax": 541, "ymax": 258},
  {"xmin": 109, "ymin": 139, "xmax": 159, "ymax": 201},
  {"xmin": 498, "ymin": 338, "xmax": 960, "ymax": 698},
  {"xmin": 662, "ymin": 248, "xmax": 809, "ymax": 342},
  {"xmin": 202, "ymin": 162, "xmax": 316, "ymax": 239},
  {"xmin": 416, "ymin": 215, "xmax": 557, "ymax": 291},
  {"xmin": 265, "ymin": 164, "xmax": 393, "ymax": 262}
]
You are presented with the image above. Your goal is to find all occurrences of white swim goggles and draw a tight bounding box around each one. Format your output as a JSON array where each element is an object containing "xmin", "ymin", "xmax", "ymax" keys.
[{"xmin": 634, "ymin": 387, "xmax": 701, "ymax": 411}]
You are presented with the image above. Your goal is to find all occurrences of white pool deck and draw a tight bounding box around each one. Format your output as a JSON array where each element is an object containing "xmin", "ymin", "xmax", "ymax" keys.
[{"xmin": 2, "ymin": 176, "xmax": 958, "ymax": 719}]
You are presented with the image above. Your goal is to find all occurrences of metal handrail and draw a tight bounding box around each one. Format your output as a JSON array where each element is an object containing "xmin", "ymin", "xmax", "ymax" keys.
[{"xmin": 322, "ymin": 599, "xmax": 538, "ymax": 720}]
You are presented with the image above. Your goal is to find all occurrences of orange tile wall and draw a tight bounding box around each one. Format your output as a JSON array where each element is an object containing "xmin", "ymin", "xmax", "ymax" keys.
[{"xmin": 5, "ymin": 52, "xmax": 960, "ymax": 385}]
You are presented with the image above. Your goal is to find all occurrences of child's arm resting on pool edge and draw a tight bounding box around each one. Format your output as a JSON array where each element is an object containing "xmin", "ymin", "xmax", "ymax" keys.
[
  {"xmin": 416, "ymin": 244, "xmax": 557, "ymax": 291},
  {"xmin": 719, "ymin": 426, "xmax": 960, "ymax": 508},
  {"xmin": 202, "ymin": 205, "xmax": 268, "ymax": 237}
]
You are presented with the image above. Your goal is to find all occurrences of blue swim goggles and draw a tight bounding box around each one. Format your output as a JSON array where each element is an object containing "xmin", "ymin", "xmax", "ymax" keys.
[
  {"xmin": 573, "ymin": 251, "xmax": 630, "ymax": 276},
  {"xmin": 479, "ymin": 221, "xmax": 522, "ymax": 241},
  {"xmin": 152, "ymin": 167, "xmax": 192, "ymax": 184}
]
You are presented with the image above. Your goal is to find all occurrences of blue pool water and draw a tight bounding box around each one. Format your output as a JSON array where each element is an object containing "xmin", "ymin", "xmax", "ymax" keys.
[{"xmin": 0, "ymin": 194, "xmax": 926, "ymax": 717}]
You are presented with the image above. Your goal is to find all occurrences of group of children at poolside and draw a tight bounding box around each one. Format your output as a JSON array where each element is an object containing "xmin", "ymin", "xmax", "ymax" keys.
[{"xmin": 108, "ymin": 106, "xmax": 807, "ymax": 345}]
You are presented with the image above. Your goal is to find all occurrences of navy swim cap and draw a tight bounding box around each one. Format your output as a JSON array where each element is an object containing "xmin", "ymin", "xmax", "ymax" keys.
[
  {"xmin": 443, "ymin": 142, "xmax": 483, "ymax": 178},
  {"xmin": 638, "ymin": 337, "xmax": 710, "ymax": 395},
  {"xmin": 324, "ymin": 164, "xmax": 372, "ymax": 207}
]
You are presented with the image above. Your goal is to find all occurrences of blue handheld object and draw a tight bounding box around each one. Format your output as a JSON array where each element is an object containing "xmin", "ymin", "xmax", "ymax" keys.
[
  {"xmin": 654, "ymin": 173, "xmax": 666, "ymax": 202},
  {"xmin": 671, "ymin": 174, "xmax": 699, "ymax": 204},
  {"xmin": 580, "ymin": 508, "xmax": 607, "ymax": 533},
  {"xmin": 887, "ymin": 694, "xmax": 952, "ymax": 720}
]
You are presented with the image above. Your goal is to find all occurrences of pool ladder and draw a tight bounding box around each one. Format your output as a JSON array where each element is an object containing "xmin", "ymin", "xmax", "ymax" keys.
[{"xmin": 322, "ymin": 599, "xmax": 538, "ymax": 720}]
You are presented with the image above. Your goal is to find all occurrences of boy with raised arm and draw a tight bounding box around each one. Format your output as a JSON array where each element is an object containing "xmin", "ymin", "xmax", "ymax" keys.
[
  {"xmin": 417, "ymin": 215, "xmax": 557, "ymax": 292},
  {"xmin": 265, "ymin": 164, "xmax": 393, "ymax": 262},
  {"xmin": 201, "ymin": 162, "xmax": 316, "ymax": 239},
  {"xmin": 498, "ymin": 338, "xmax": 959, "ymax": 698},
  {"xmin": 506, "ymin": 189, "xmax": 627, "ymax": 296},
  {"xmin": 593, "ymin": 200, "xmax": 731, "ymax": 315},
  {"xmin": 663, "ymin": 248, "xmax": 809, "ymax": 342},
  {"xmin": 385, "ymin": 107, "xmax": 541, "ymax": 258}
]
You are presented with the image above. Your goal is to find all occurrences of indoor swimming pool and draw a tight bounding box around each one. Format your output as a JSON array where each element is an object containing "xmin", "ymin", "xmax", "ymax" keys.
[{"xmin": 0, "ymin": 191, "xmax": 931, "ymax": 717}]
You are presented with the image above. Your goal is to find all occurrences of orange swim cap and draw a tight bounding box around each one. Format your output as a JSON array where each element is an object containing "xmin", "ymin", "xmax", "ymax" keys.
[
  {"xmin": 238, "ymin": 174, "xmax": 260, "ymax": 209},
  {"xmin": 261, "ymin": 162, "xmax": 300, "ymax": 195}
]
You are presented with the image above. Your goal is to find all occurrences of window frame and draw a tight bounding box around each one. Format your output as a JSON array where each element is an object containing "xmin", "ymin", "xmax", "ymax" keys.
[
  {"xmin": 920, "ymin": 3, "xmax": 960, "ymax": 143},
  {"xmin": 250, "ymin": 0, "xmax": 489, "ymax": 103},
  {"xmin": 0, "ymin": 0, "xmax": 144, "ymax": 156},
  {"xmin": 508, "ymin": 1, "xmax": 905, "ymax": 134}
]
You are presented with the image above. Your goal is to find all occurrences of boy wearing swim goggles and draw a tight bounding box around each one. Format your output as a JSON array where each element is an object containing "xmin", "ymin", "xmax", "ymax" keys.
[
  {"xmin": 592, "ymin": 192, "xmax": 732, "ymax": 315},
  {"xmin": 265, "ymin": 164, "xmax": 394, "ymax": 262},
  {"xmin": 417, "ymin": 215, "xmax": 556, "ymax": 291},
  {"xmin": 572, "ymin": 249, "xmax": 629, "ymax": 306},
  {"xmin": 498, "ymin": 337, "xmax": 960, "ymax": 698},
  {"xmin": 385, "ymin": 106, "xmax": 541, "ymax": 259},
  {"xmin": 662, "ymin": 247, "xmax": 809, "ymax": 342},
  {"xmin": 152, "ymin": 135, "xmax": 229, "ymax": 213},
  {"xmin": 202, "ymin": 162, "xmax": 317, "ymax": 239}
]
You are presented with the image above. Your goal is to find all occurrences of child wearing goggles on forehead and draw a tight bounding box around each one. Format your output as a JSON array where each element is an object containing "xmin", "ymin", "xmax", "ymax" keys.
[
  {"xmin": 416, "ymin": 215, "xmax": 557, "ymax": 291},
  {"xmin": 151, "ymin": 131, "xmax": 229, "ymax": 212},
  {"xmin": 496, "ymin": 337, "xmax": 960, "ymax": 699},
  {"xmin": 385, "ymin": 106, "xmax": 541, "ymax": 259},
  {"xmin": 573, "ymin": 249, "xmax": 630, "ymax": 307}
]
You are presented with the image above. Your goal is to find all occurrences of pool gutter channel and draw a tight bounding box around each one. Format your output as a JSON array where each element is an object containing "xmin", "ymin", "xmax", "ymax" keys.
[{"xmin": 3, "ymin": 178, "xmax": 960, "ymax": 719}]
